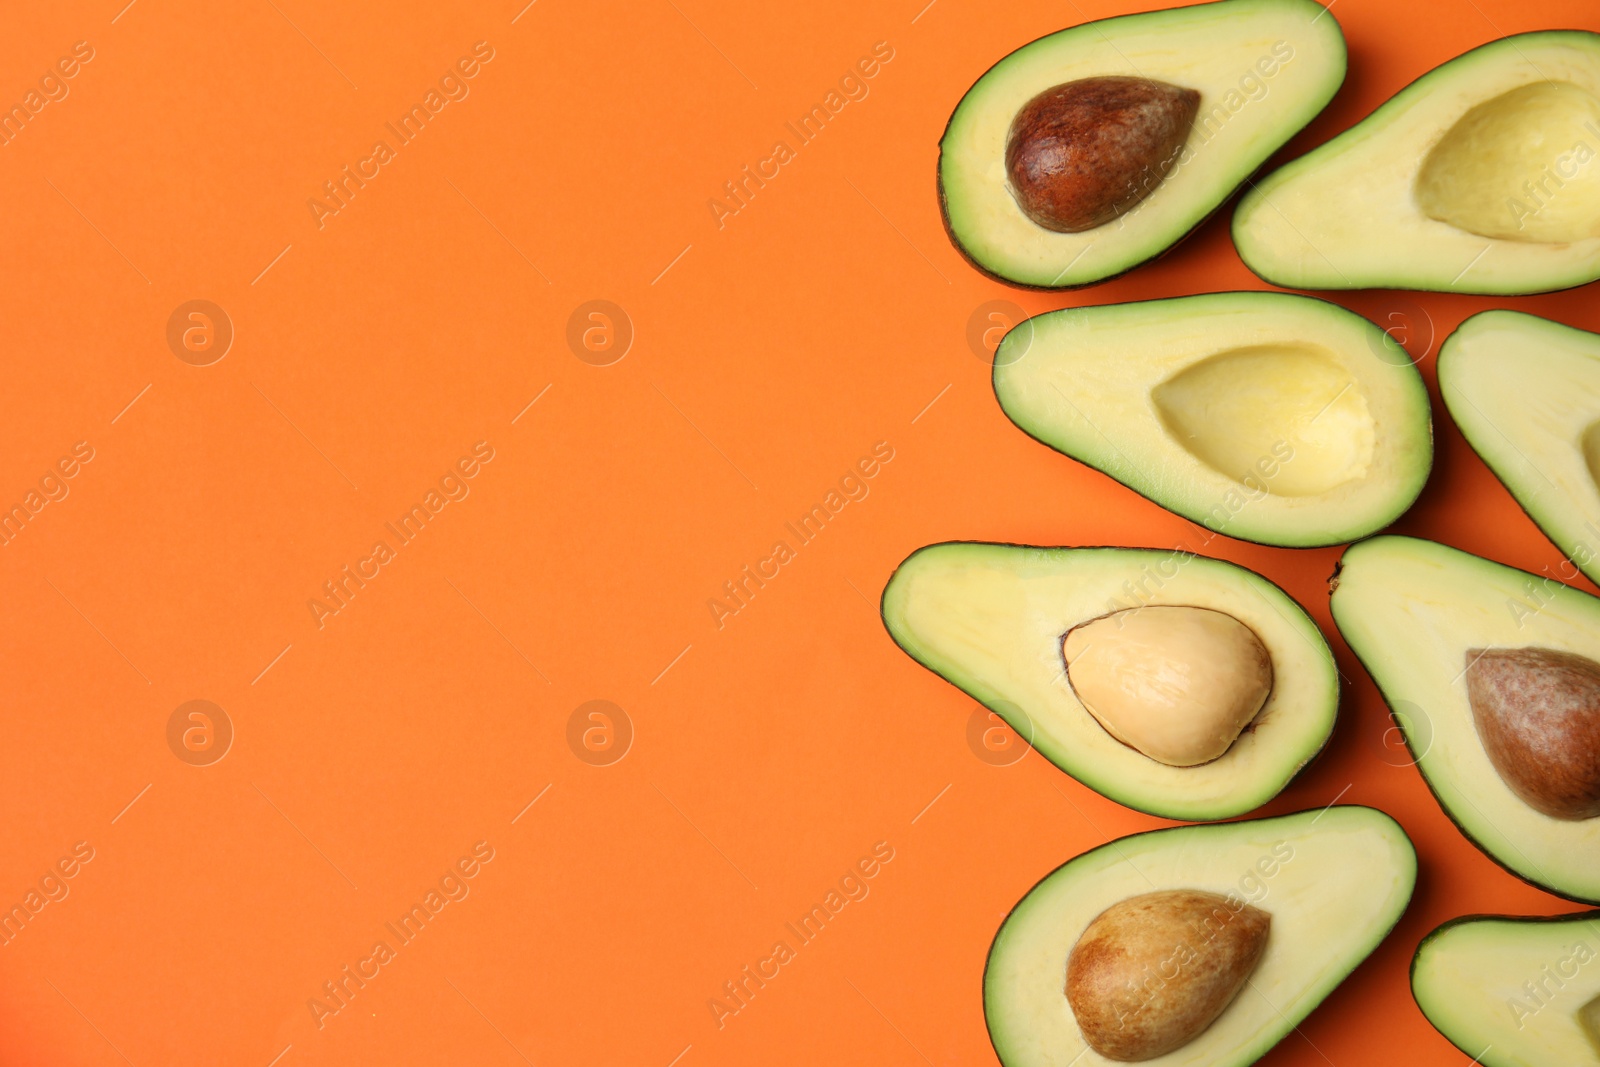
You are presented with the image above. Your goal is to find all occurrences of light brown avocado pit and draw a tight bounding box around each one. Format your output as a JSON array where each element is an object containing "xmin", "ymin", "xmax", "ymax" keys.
[
  {"xmin": 1464, "ymin": 646, "xmax": 1600, "ymax": 820},
  {"xmin": 1066, "ymin": 888, "xmax": 1270, "ymax": 1061},
  {"xmin": 1580, "ymin": 991, "xmax": 1600, "ymax": 1055},
  {"xmin": 1063, "ymin": 605, "xmax": 1273, "ymax": 767},
  {"xmin": 1005, "ymin": 76, "xmax": 1200, "ymax": 232}
]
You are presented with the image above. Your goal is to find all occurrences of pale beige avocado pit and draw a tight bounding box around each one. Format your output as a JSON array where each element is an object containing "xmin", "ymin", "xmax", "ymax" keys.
[
  {"xmin": 1066, "ymin": 889, "xmax": 1271, "ymax": 1061},
  {"xmin": 1151, "ymin": 343, "xmax": 1376, "ymax": 497},
  {"xmin": 1416, "ymin": 80, "xmax": 1600, "ymax": 244},
  {"xmin": 1064, "ymin": 605, "xmax": 1273, "ymax": 767}
]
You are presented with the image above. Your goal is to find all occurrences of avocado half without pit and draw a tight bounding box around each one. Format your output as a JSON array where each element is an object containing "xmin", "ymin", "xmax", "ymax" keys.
[
  {"xmin": 1412, "ymin": 911, "xmax": 1600, "ymax": 1067},
  {"xmin": 939, "ymin": 0, "xmax": 1347, "ymax": 288},
  {"xmin": 881, "ymin": 543, "xmax": 1339, "ymax": 821},
  {"xmin": 986, "ymin": 808, "xmax": 1416, "ymax": 1067},
  {"xmin": 992, "ymin": 291, "xmax": 1433, "ymax": 547},
  {"xmin": 1331, "ymin": 535, "xmax": 1600, "ymax": 902},
  {"xmin": 1234, "ymin": 30, "xmax": 1600, "ymax": 294},
  {"xmin": 1439, "ymin": 311, "xmax": 1600, "ymax": 589}
]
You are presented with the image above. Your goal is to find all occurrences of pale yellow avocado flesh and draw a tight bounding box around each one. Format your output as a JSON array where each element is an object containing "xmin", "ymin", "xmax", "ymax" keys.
[
  {"xmin": 1416, "ymin": 80, "xmax": 1600, "ymax": 243},
  {"xmin": 1151, "ymin": 343, "xmax": 1377, "ymax": 497},
  {"xmin": 1233, "ymin": 31, "xmax": 1600, "ymax": 293}
]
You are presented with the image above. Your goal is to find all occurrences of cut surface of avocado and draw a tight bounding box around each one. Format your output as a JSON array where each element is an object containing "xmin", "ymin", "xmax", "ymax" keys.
[
  {"xmin": 992, "ymin": 292, "xmax": 1433, "ymax": 547},
  {"xmin": 1330, "ymin": 535, "xmax": 1600, "ymax": 902},
  {"xmin": 986, "ymin": 807, "xmax": 1416, "ymax": 1067},
  {"xmin": 1441, "ymin": 311, "xmax": 1600, "ymax": 588},
  {"xmin": 939, "ymin": 0, "xmax": 1346, "ymax": 288},
  {"xmin": 1234, "ymin": 31, "xmax": 1600, "ymax": 293},
  {"xmin": 1412, "ymin": 911, "xmax": 1600, "ymax": 1067},
  {"xmin": 881, "ymin": 542, "xmax": 1337, "ymax": 821}
]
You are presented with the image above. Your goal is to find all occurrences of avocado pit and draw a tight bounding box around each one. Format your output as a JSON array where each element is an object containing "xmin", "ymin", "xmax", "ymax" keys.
[
  {"xmin": 1064, "ymin": 605, "xmax": 1273, "ymax": 767},
  {"xmin": 1066, "ymin": 888, "xmax": 1270, "ymax": 1061},
  {"xmin": 1005, "ymin": 76, "xmax": 1200, "ymax": 232},
  {"xmin": 1464, "ymin": 646, "xmax": 1600, "ymax": 820}
]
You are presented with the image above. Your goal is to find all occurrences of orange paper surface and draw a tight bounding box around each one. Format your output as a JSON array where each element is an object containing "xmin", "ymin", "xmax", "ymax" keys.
[{"xmin": 0, "ymin": 0, "xmax": 1596, "ymax": 1064}]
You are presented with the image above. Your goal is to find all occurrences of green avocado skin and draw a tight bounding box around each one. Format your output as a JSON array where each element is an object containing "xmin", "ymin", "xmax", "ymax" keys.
[
  {"xmin": 1411, "ymin": 911, "xmax": 1600, "ymax": 1067},
  {"xmin": 939, "ymin": 0, "xmax": 1347, "ymax": 289}
]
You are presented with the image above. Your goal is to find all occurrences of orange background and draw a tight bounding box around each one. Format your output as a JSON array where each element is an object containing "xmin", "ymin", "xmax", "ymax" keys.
[{"xmin": 0, "ymin": 0, "xmax": 1596, "ymax": 1063}]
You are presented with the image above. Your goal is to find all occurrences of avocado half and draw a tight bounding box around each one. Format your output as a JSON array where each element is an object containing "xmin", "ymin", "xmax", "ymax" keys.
[
  {"xmin": 1330, "ymin": 535, "xmax": 1600, "ymax": 903},
  {"xmin": 881, "ymin": 542, "xmax": 1338, "ymax": 821},
  {"xmin": 938, "ymin": 0, "xmax": 1347, "ymax": 288},
  {"xmin": 1441, "ymin": 311, "xmax": 1600, "ymax": 587},
  {"xmin": 986, "ymin": 806, "xmax": 1417, "ymax": 1067},
  {"xmin": 992, "ymin": 292, "xmax": 1433, "ymax": 547},
  {"xmin": 1412, "ymin": 911, "xmax": 1600, "ymax": 1067},
  {"xmin": 1235, "ymin": 31, "xmax": 1600, "ymax": 294}
]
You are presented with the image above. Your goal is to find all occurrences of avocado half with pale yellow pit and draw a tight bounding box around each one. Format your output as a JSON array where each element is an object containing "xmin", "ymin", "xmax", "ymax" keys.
[
  {"xmin": 1412, "ymin": 911, "xmax": 1600, "ymax": 1067},
  {"xmin": 986, "ymin": 807, "xmax": 1417, "ymax": 1067},
  {"xmin": 993, "ymin": 291, "xmax": 1433, "ymax": 548},
  {"xmin": 939, "ymin": 0, "xmax": 1347, "ymax": 288},
  {"xmin": 1440, "ymin": 311, "xmax": 1600, "ymax": 588},
  {"xmin": 880, "ymin": 542, "xmax": 1338, "ymax": 821},
  {"xmin": 1235, "ymin": 31, "xmax": 1600, "ymax": 293},
  {"xmin": 1331, "ymin": 535, "xmax": 1600, "ymax": 903}
]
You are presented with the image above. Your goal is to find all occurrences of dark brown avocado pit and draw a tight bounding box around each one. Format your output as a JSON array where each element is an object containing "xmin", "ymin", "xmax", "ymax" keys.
[
  {"xmin": 1005, "ymin": 76, "xmax": 1201, "ymax": 233},
  {"xmin": 1066, "ymin": 888, "xmax": 1270, "ymax": 1061},
  {"xmin": 1464, "ymin": 647, "xmax": 1600, "ymax": 820}
]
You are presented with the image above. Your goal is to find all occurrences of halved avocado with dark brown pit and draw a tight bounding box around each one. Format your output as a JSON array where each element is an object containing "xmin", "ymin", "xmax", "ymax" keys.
[{"xmin": 939, "ymin": 0, "xmax": 1346, "ymax": 288}]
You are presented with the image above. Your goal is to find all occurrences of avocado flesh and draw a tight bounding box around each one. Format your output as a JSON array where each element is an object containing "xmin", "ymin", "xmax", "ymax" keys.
[
  {"xmin": 1330, "ymin": 535, "xmax": 1600, "ymax": 903},
  {"xmin": 1412, "ymin": 912, "xmax": 1600, "ymax": 1067},
  {"xmin": 992, "ymin": 291, "xmax": 1433, "ymax": 548},
  {"xmin": 881, "ymin": 542, "xmax": 1338, "ymax": 821},
  {"xmin": 939, "ymin": 0, "xmax": 1346, "ymax": 288},
  {"xmin": 1234, "ymin": 31, "xmax": 1600, "ymax": 294},
  {"xmin": 1440, "ymin": 311, "xmax": 1600, "ymax": 588},
  {"xmin": 986, "ymin": 807, "xmax": 1416, "ymax": 1067}
]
